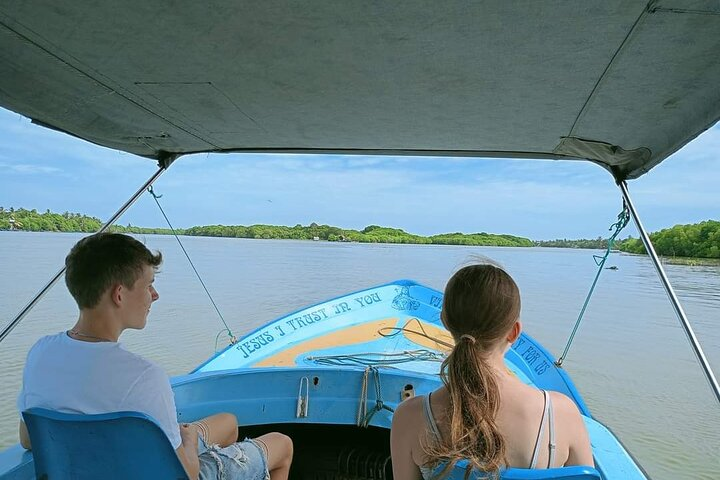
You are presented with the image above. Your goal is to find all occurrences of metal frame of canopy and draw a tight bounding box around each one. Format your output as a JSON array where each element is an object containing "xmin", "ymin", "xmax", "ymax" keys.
[
  {"xmin": 0, "ymin": 1, "xmax": 718, "ymax": 404},
  {"xmin": 618, "ymin": 182, "xmax": 720, "ymax": 403}
]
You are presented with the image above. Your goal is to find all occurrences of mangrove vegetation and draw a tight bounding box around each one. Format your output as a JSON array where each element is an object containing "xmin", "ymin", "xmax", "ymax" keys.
[
  {"xmin": 534, "ymin": 238, "xmax": 611, "ymax": 249},
  {"xmin": 184, "ymin": 224, "xmax": 534, "ymax": 246},
  {"xmin": 617, "ymin": 220, "xmax": 720, "ymax": 259},
  {"xmin": 2, "ymin": 207, "xmax": 718, "ymax": 258},
  {"xmin": 0, "ymin": 208, "xmax": 532, "ymax": 247}
]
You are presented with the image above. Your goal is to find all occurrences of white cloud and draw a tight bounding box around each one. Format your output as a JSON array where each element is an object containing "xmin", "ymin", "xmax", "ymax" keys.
[
  {"xmin": 0, "ymin": 162, "xmax": 62, "ymax": 175},
  {"xmin": 0, "ymin": 109, "xmax": 152, "ymax": 173}
]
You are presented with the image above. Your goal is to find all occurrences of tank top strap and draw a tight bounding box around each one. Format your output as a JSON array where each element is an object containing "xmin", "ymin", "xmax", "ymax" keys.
[
  {"xmin": 422, "ymin": 392, "xmax": 442, "ymax": 442},
  {"xmin": 529, "ymin": 390, "xmax": 550, "ymax": 469},
  {"xmin": 547, "ymin": 391, "xmax": 556, "ymax": 468}
]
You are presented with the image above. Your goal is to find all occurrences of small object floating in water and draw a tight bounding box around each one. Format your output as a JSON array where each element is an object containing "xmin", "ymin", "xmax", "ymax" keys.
[{"xmin": 606, "ymin": 265, "xmax": 619, "ymax": 270}]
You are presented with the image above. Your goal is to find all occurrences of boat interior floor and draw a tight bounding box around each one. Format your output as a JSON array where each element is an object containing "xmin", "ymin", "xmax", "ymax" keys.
[{"xmin": 237, "ymin": 423, "xmax": 392, "ymax": 480}]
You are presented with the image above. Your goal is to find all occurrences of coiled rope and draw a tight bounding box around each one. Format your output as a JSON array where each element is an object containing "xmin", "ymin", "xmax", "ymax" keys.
[
  {"xmin": 378, "ymin": 317, "xmax": 454, "ymax": 350},
  {"xmin": 308, "ymin": 349, "xmax": 444, "ymax": 367}
]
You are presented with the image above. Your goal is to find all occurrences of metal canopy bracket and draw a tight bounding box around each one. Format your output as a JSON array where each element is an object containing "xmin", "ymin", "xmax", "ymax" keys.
[
  {"xmin": 619, "ymin": 181, "xmax": 720, "ymax": 405},
  {"xmin": 157, "ymin": 151, "xmax": 179, "ymax": 170},
  {"xmin": 554, "ymin": 137, "xmax": 652, "ymax": 182}
]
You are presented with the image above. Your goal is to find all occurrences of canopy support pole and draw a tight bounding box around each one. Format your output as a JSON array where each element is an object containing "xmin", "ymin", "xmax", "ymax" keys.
[
  {"xmin": 0, "ymin": 162, "xmax": 170, "ymax": 345},
  {"xmin": 619, "ymin": 181, "xmax": 720, "ymax": 405}
]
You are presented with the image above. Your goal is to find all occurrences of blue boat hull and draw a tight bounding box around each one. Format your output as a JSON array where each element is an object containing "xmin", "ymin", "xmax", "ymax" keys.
[{"xmin": 0, "ymin": 280, "xmax": 647, "ymax": 479}]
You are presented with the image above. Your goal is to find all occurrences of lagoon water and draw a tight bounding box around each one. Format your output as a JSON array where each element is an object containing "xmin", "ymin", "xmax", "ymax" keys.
[{"xmin": 0, "ymin": 231, "xmax": 718, "ymax": 479}]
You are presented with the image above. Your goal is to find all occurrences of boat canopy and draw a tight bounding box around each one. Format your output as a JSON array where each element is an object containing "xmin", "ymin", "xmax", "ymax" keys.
[{"xmin": 0, "ymin": 1, "xmax": 718, "ymax": 180}]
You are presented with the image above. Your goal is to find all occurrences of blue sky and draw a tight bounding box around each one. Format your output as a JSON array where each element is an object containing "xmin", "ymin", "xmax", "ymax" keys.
[{"xmin": 0, "ymin": 107, "xmax": 718, "ymax": 240}]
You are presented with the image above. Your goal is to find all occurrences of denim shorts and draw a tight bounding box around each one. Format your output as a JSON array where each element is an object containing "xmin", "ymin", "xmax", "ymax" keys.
[{"xmin": 197, "ymin": 434, "xmax": 270, "ymax": 480}]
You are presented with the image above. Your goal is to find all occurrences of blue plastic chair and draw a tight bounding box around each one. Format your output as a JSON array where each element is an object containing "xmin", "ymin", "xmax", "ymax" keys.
[
  {"xmin": 442, "ymin": 461, "xmax": 602, "ymax": 479},
  {"xmin": 501, "ymin": 467, "xmax": 601, "ymax": 480},
  {"xmin": 22, "ymin": 408, "xmax": 188, "ymax": 480}
]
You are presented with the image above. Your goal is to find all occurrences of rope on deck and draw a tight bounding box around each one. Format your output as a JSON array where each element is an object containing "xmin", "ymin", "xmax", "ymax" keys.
[
  {"xmin": 307, "ymin": 349, "xmax": 444, "ymax": 367},
  {"xmin": 378, "ymin": 317, "xmax": 455, "ymax": 350}
]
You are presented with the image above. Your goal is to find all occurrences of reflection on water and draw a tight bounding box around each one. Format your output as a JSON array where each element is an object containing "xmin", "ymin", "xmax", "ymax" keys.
[{"xmin": 0, "ymin": 232, "xmax": 718, "ymax": 479}]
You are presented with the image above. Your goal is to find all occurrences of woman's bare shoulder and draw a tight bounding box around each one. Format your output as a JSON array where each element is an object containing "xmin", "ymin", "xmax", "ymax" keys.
[
  {"xmin": 391, "ymin": 394, "xmax": 427, "ymax": 457},
  {"xmin": 393, "ymin": 394, "xmax": 432, "ymax": 437},
  {"xmin": 394, "ymin": 394, "xmax": 425, "ymax": 420},
  {"xmin": 548, "ymin": 392, "xmax": 594, "ymax": 466},
  {"xmin": 548, "ymin": 391, "xmax": 583, "ymax": 417},
  {"xmin": 548, "ymin": 391, "xmax": 590, "ymax": 439}
]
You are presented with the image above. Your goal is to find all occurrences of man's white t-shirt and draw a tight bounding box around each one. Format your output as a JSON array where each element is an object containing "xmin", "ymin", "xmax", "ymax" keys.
[{"xmin": 17, "ymin": 332, "xmax": 182, "ymax": 449}]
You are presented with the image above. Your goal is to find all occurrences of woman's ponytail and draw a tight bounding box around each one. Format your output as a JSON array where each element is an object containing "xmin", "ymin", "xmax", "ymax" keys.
[
  {"xmin": 425, "ymin": 336, "xmax": 506, "ymax": 479},
  {"xmin": 423, "ymin": 263, "xmax": 520, "ymax": 479}
]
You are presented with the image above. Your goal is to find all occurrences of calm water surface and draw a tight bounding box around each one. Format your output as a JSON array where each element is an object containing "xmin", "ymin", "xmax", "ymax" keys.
[{"xmin": 0, "ymin": 232, "xmax": 718, "ymax": 479}]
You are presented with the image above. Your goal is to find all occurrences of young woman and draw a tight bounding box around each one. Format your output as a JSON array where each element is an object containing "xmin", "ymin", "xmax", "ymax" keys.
[{"xmin": 391, "ymin": 263, "xmax": 593, "ymax": 479}]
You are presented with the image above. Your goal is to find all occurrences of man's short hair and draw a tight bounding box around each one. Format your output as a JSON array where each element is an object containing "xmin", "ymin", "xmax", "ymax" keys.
[{"xmin": 65, "ymin": 233, "xmax": 162, "ymax": 309}]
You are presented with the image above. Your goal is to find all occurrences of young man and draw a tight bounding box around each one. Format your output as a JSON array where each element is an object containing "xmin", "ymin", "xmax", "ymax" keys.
[{"xmin": 17, "ymin": 233, "xmax": 293, "ymax": 479}]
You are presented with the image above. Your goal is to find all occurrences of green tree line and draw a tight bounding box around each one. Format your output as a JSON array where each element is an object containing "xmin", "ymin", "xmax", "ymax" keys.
[
  {"xmin": 616, "ymin": 220, "xmax": 720, "ymax": 259},
  {"xmin": 3, "ymin": 207, "xmax": 717, "ymax": 258},
  {"xmin": 1, "ymin": 208, "xmax": 532, "ymax": 247},
  {"xmin": 184, "ymin": 223, "xmax": 534, "ymax": 246},
  {"xmin": 0, "ymin": 207, "xmax": 174, "ymax": 235},
  {"xmin": 0, "ymin": 207, "xmax": 103, "ymax": 232},
  {"xmin": 535, "ymin": 237, "xmax": 612, "ymax": 249}
]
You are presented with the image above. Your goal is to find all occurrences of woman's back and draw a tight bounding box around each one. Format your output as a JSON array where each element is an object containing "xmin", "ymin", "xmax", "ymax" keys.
[
  {"xmin": 413, "ymin": 382, "xmax": 591, "ymax": 472},
  {"xmin": 390, "ymin": 264, "xmax": 593, "ymax": 479},
  {"xmin": 494, "ymin": 379, "xmax": 591, "ymax": 469}
]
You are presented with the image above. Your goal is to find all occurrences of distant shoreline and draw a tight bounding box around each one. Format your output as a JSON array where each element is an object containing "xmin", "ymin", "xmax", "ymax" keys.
[
  {"xmin": 2, "ymin": 208, "xmax": 719, "ymax": 264},
  {"xmin": 656, "ymin": 256, "xmax": 720, "ymax": 267},
  {"xmin": 3, "ymin": 230, "xmax": 720, "ymax": 267}
]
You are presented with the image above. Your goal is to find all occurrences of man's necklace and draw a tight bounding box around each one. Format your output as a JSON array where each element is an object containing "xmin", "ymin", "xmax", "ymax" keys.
[{"xmin": 67, "ymin": 329, "xmax": 114, "ymax": 343}]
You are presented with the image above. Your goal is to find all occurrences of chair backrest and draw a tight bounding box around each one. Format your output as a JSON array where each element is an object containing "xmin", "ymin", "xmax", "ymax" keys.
[
  {"xmin": 22, "ymin": 408, "xmax": 188, "ymax": 480},
  {"xmin": 501, "ymin": 466, "xmax": 602, "ymax": 480},
  {"xmin": 442, "ymin": 462, "xmax": 602, "ymax": 480}
]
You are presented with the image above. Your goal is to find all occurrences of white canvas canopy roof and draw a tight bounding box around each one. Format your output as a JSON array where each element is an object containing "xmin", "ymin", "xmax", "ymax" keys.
[{"xmin": 0, "ymin": 1, "xmax": 718, "ymax": 180}]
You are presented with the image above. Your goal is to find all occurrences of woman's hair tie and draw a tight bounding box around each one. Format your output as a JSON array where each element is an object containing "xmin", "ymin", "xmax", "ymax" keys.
[{"xmin": 460, "ymin": 334, "xmax": 477, "ymax": 344}]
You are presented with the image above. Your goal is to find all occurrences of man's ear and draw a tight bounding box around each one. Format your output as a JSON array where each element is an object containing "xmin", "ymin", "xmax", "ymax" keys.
[
  {"xmin": 110, "ymin": 284, "xmax": 124, "ymax": 307},
  {"xmin": 507, "ymin": 320, "xmax": 522, "ymax": 344}
]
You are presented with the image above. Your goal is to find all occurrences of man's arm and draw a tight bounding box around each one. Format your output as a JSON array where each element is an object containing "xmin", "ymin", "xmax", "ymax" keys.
[
  {"xmin": 19, "ymin": 420, "xmax": 31, "ymax": 450},
  {"xmin": 126, "ymin": 365, "xmax": 197, "ymax": 475},
  {"xmin": 176, "ymin": 423, "xmax": 200, "ymax": 480},
  {"xmin": 192, "ymin": 412, "xmax": 238, "ymax": 447}
]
